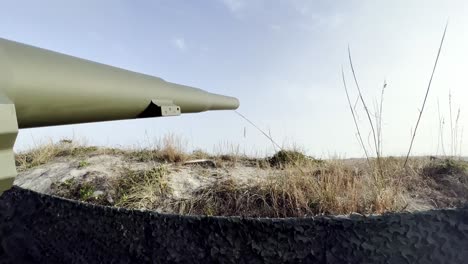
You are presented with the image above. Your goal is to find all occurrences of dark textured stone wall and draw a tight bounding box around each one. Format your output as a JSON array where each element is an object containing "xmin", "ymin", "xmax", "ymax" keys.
[{"xmin": 0, "ymin": 186, "xmax": 467, "ymax": 264}]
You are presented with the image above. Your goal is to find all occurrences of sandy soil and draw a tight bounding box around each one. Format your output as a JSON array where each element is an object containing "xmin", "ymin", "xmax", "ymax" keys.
[{"xmin": 14, "ymin": 153, "xmax": 270, "ymax": 201}]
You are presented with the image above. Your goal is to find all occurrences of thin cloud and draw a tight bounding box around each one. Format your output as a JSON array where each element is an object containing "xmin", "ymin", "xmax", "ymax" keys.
[
  {"xmin": 290, "ymin": 0, "xmax": 311, "ymax": 16},
  {"xmin": 172, "ymin": 38, "xmax": 186, "ymax": 51},
  {"xmin": 296, "ymin": 13, "xmax": 344, "ymax": 32},
  {"xmin": 269, "ymin": 24, "xmax": 282, "ymax": 32},
  {"xmin": 220, "ymin": 0, "xmax": 245, "ymax": 14}
]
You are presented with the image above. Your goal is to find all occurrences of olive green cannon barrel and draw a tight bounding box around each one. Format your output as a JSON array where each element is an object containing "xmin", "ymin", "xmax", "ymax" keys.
[{"xmin": 0, "ymin": 38, "xmax": 239, "ymax": 194}]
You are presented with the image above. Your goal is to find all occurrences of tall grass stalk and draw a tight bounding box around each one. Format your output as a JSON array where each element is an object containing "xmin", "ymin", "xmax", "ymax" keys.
[
  {"xmin": 437, "ymin": 99, "xmax": 446, "ymax": 156},
  {"xmin": 403, "ymin": 22, "xmax": 448, "ymax": 167},
  {"xmin": 347, "ymin": 47, "xmax": 386, "ymax": 180},
  {"xmin": 342, "ymin": 67, "xmax": 371, "ymax": 167},
  {"xmin": 348, "ymin": 46, "xmax": 380, "ymax": 162},
  {"xmin": 377, "ymin": 80, "xmax": 387, "ymax": 155}
]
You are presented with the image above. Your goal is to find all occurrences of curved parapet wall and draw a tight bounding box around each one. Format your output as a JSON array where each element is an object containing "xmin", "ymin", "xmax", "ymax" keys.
[{"xmin": 0, "ymin": 187, "xmax": 467, "ymax": 263}]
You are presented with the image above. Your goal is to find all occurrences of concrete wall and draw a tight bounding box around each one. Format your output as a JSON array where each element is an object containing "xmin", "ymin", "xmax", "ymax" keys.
[{"xmin": 0, "ymin": 186, "xmax": 467, "ymax": 263}]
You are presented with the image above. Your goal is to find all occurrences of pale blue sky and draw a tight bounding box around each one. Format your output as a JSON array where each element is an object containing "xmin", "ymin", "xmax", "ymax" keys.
[{"xmin": 1, "ymin": 0, "xmax": 467, "ymax": 158}]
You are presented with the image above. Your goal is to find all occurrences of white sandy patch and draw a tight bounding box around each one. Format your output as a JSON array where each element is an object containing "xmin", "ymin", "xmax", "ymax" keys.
[{"xmin": 15, "ymin": 153, "xmax": 272, "ymax": 203}]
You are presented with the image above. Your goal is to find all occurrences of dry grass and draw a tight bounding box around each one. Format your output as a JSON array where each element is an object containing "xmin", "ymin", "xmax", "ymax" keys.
[
  {"xmin": 268, "ymin": 149, "xmax": 321, "ymax": 168},
  {"xmin": 15, "ymin": 140, "xmax": 98, "ymax": 171},
  {"xmin": 15, "ymin": 135, "xmax": 188, "ymax": 171},
  {"xmin": 51, "ymin": 176, "xmax": 109, "ymax": 203},
  {"xmin": 125, "ymin": 134, "xmax": 187, "ymax": 163},
  {"xmin": 18, "ymin": 139, "xmax": 468, "ymax": 217},
  {"xmin": 51, "ymin": 165, "xmax": 173, "ymax": 210},
  {"xmin": 113, "ymin": 166, "xmax": 172, "ymax": 210},
  {"xmin": 183, "ymin": 158, "xmax": 407, "ymax": 217}
]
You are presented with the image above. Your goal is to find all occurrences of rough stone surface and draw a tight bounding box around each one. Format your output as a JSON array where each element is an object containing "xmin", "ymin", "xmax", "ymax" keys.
[{"xmin": 0, "ymin": 186, "xmax": 467, "ymax": 263}]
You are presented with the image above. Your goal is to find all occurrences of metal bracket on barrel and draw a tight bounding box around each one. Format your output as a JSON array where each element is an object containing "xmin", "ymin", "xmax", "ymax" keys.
[
  {"xmin": 152, "ymin": 99, "xmax": 181, "ymax": 116},
  {"xmin": 138, "ymin": 99, "xmax": 181, "ymax": 118},
  {"xmin": 0, "ymin": 93, "xmax": 18, "ymax": 195}
]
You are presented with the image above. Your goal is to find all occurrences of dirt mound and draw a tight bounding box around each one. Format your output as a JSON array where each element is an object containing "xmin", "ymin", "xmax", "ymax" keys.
[
  {"xmin": 12, "ymin": 143, "xmax": 468, "ymax": 217},
  {"xmin": 420, "ymin": 159, "xmax": 468, "ymax": 207}
]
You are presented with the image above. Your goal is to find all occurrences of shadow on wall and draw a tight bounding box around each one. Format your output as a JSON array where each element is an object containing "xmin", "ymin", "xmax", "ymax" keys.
[{"xmin": 0, "ymin": 186, "xmax": 467, "ymax": 263}]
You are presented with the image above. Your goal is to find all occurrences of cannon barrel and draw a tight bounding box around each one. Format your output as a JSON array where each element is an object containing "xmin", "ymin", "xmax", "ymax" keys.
[
  {"xmin": 0, "ymin": 38, "xmax": 239, "ymax": 193},
  {"xmin": 0, "ymin": 38, "xmax": 239, "ymax": 128}
]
